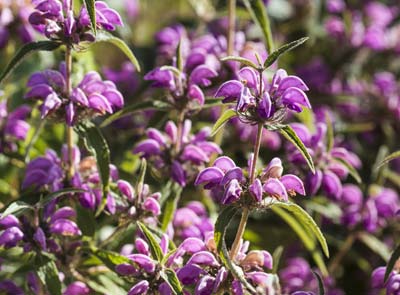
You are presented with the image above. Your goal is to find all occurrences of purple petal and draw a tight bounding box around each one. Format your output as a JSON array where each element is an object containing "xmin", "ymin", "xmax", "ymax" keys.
[
  {"xmin": 276, "ymin": 75, "xmax": 309, "ymax": 96},
  {"xmin": 280, "ymin": 174, "xmax": 305, "ymax": 196},
  {"xmin": 128, "ymin": 280, "xmax": 149, "ymax": 295},
  {"xmin": 181, "ymin": 144, "xmax": 210, "ymax": 164},
  {"xmin": 171, "ymin": 160, "xmax": 186, "ymax": 187},
  {"xmin": 146, "ymin": 128, "xmax": 167, "ymax": 146},
  {"xmin": 50, "ymin": 219, "xmax": 81, "ymax": 236},
  {"xmin": 25, "ymin": 84, "xmax": 53, "ymax": 99},
  {"xmin": 187, "ymin": 251, "xmax": 219, "ymax": 267},
  {"xmin": 135, "ymin": 238, "xmax": 150, "ymax": 255},
  {"xmin": 133, "ymin": 139, "xmax": 161, "ymax": 157},
  {"xmin": 64, "ymin": 282, "xmax": 90, "ymax": 295},
  {"xmin": 66, "ymin": 102, "xmax": 75, "ymax": 126},
  {"xmin": 220, "ymin": 167, "xmax": 244, "ymax": 186},
  {"xmin": 179, "ymin": 237, "xmax": 206, "ymax": 253},
  {"xmin": 263, "ymin": 178, "xmax": 288, "ymax": 201},
  {"xmin": 195, "ymin": 275, "xmax": 215, "ymax": 295},
  {"xmin": 128, "ymin": 254, "xmax": 156, "ymax": 273},
  {"xmin": 189, "ymin": 65, "xmax": 217, "ymax": 87},
  {"xmin": 88, "ymin": 93, "xmax": 113, "ymax": 114},
  {"xmin": 177, "ymin": 264, "xmax": 206, "ymax": 285},
  {"xmin": 103, "ymin": 89, "xmax": 124, "ymax": 109},
  {"xmin": 0, "ymin": 227, "xmax": 24, "ymax": 248},
  {"xmin": 195, "ymin": 167, "xmax": 224, "ymax": 186},
  {"xmin": 188, "ymin": 84, "xmax": 205, "ymax": 106},
  {"xmin": 322, "ymin": 171, "xmax": 342, "ymax": 199},
  {"xmin": 40, "ymin": 92, "xmax": 62, "ymax": 118},
  {"xmin": 51, "ymin": 207, "xmax": 76, "ymax": 222},
  {"xmin": 214, "ymin": 80, "xmax": 243, "ymax": 102},
  {"xmin": 142, "ymin": 197, "xmax": 161, "ymax": 216},
  {"xmin": 281, "ymin": 87, "xmax": 311, "ymax": 112},
  {"xmin": 238, "ymin": 67, "xmax": 258, "ymax": 89},
  {"xmin": 117, "ymin": 180, "xmax": 135, "ymax": 201},
  {"xmin": 165, "ymin": 121, "xmax": 178, "ymax": 142},
  {"xmin": 257, "ymin": 92, "xmax": 272, "ymax": 119},
  {"xmin": 213, "ymin": 156, "xmax": 236, "ymax": 172},
  {"xmin": 222, "ymin": 179, "xmax": 242, "ymax": 204},
  {"xmin": 249, "ymin": 178, "xmax": 263, "ymax": 202}
]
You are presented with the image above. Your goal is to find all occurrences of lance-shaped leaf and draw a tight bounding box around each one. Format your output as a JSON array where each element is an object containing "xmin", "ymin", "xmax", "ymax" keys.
[
  {"xmin": 90, "ymin": 248, "xmax": 132, "ymax": 271},
  {"xmin": 263, "ymin": 37, "xmax": 309, "ymax": 68},
  {"xmin": 358, "ymin": 232, "xmax": 391, "ymax": 261},
  {"xmin": 0, "ymin": 41, "xmax": 61, "ymax": 84},
  {"xmin": 176, "ymin": 39, "xmax": 183, "ymax": 72},
  {"xmin": 221, "ymin": 56, "xmax": 258, "ymax": 69},
  {"xmin": 313, "ymin": 271, "xmax": 326, "ymax": 295},
  {"xmin": 136, "ymin": 158, "xmax": 147, "ymax": 197},
  {"xmin": 376, "ymin": 150, "xmax": 400, "ymax": 169},
  {"xmin": 94, "ymin": 31, "xmax": 140, "ymax": 71},
  {"xmin": 84, "ymin": 0, "xmax": 96, "ymax": 34},
  {"xmin": 100, "ymin": 100, "xmax": 169, "ymax": 127},
  {"xmin": 271, "ymin": 246, "xmax": 283, "ymax": 273},
  {"xmin": 332, "ymin": 157, "xmax": 362, "ymax": 184},
  {"xmin": 325, "ymin": 113, "xmax": 334, "ymax": 152},
  {"xmin": 271, "ymin": 201, "xmax": 329, "ymax": 258},
  {"xmin": 137, "ymin": 221, "xmax": 164, "ymax": 262},
  {"xmin": 39, "ymin": 188, "xmax": 86, "ymax": 207},
  {"xmin": 384, "ymin": 243, "xmax": 400, "ymax": 283},
  {"xmin": 37, "ymin": 259, "xmax": 62, "ymax": 295},
  {"xmin": 160, "ymin": 185, "xmax": 183, "ymax": 232},
  {"xmin": 76, "ymin": 205, "xmax": 96, "ymax": 237},
  {"xmin": 242, "ymin": 0, "xmax": 274, "ymax": 52},
  {"xmin": 277, "ymin": 124, "xmax": 315, "ymax": 173},
  {"xmin": 272, "ymin": 205, "xmax": 328, "ymax": 276},
  {"xmin": 211, "ymin": 109, "xmax": 237, "ymax": 136},
  {"xmin": 75, "ymin": 122, "xmax": 110, "ymax": 203},
  {"xmin": 160, "ymin": 268, "xmax": 184, "ymax": 295},
  {"xmin": 1, "ymin": 201, "xmax": 32, "ymax": 218}
]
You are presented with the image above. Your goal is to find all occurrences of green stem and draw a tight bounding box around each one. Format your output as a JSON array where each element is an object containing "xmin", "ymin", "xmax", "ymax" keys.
[
  {"xmin": 227, "ymin": 0, "xmax": 236, "ymax": 56},
  {"xmin": 230, "ymin": 123, "xmax": 263, "ymax": 259},
  {"xmin": 264, "ymin": 7, "xmax": 274, "ymax": 53}
]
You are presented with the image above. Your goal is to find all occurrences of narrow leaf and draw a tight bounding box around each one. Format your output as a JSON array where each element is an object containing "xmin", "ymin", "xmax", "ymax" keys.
[
  {"xmin": 161, "ymin": 185, "xmax": 183, "ymax": 232},
  {"xmin": 272, "ymin": 246, "xmax": 284, "ymax": 273},
  {"xmin": 39, "ymin": 188, "xmax": 86, "ymax": 207},
  {"xmin": 136, "ymin": 158, "xmax": 147, "ymax": 196},
  {"xmin": 325, "ymin": 113, "xmax": 334, "ymax": 152},
  {"xmin": 176, "ymin": 39, "xmax": 183, "ymax": 72},
  {"xmin": 137, "ymin": 221, "xmax": 164, "ymax": 262},
  {"xmin": 160, "ymin": 66, "xmax": 181, "ymax": 77},
  {"xmin": 384, "ymin": 243, "xmax": 400, "ymax": 283},
  {"xmin": 100, "ymin": 100, "xmax": 168, "ymax": 127},
  {"xmin": 332, "ymin": 157, "xmax": 362, "ymax": 184},
  {"xmin": 0, "ymin": 41, "xmax": 61, "ymax": 84},
  {"xmin": 211, "ymin": 109, "xmax": 237, "ymax": 137},
  {"xmin": 376, "ymin": 150, "xmax": 400, "ymax": 169},
  {"xmin": 84, "ymin": 0, "xmax": 97, "ymax": 34},
  {"xmin": 160, "ymin": 268, "xmax": 184, "ymax": 295},
  {"xmin": 263, "ymin": 37, "xmax": 309, "ymax": 68},
  {"xmin": 91, "ymin": 248, "xmax": 132, "ymax": 271},
  {"xmin": 37, "ymin": 260, "xmax": 62, "ymax": 295},
  {"xmin": 358, "ymin": 232, "xmax": 391, "ymax": 261},
  {"xmin": 75, "ymin": 122, "xmax": 110, "ymax": 203},
  {"xmin": 271, "ymin": 201, "xmax": 329, "ymax": 258},
  {"xmin": 278, "ymin": 125, "xmax": 315, "ymax": 173},
  {"xmin": 1, "ymin": 201, "xmax": 32, "ymax": 218},
  {"xmin": 94, "ymin": 31, "xmax": 140, "ymax": 71},
  {"xmin": 242, "ymin": 0, "xmax": 274, "ymax": 52},
  {"xmin": 76, "ymin": 205, "xmax": 96, "ymax": 236},
  {"xmin": 313, "ymin": 271, "xmax": 326, "ymax": 295},
  {"xmin": 221, "ymin": 56, "xmax": 258, "ymax": 68}
]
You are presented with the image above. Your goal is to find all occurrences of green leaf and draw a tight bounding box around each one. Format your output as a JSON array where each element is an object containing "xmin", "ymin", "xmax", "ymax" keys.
[
  {"xmin": 100, "ymin": 100, "xmax": 169, "ymax": 127},
  {"xmin": 91, "ymin": 248, "xmax": 132, "ymax": 271},
  {"xmin": 242, "ymin": 0, "xmax": 274, "ymax": 52},
  {"xmin": 358, "ymin": 232, "xmax": 391, "ymax": 261},
  {"xmin": 313, "ymin": 271, "xmax": 326, "ymax": 295},
  {"xmin": 37, "ymin": 259, "xmax": 62, "ymax": 295},
  {"xmin": 277, "ymin": 125, "xmax": 315, "ymax": 173},
  {"xmin": 271, "ymin": 201, "xmax": 329, "ymax": 258},
  {"xmin": 94, "ymin": 31, "xmax": 140, "ymax": 71},
  {"xmin": 75, "ymin": 122, "xmax": 110, "ymax": 205},
  {"xmin": 160, "ymin": 268, "xmax": 184, "ymax": 295},
  {"xmin": 137, "ymin": 221, "xmax": 164, "ymax": 262},
  {"xmin": 160, "ymin": 66, "xmax": 181, "ymax": 77},
  {"xmin": 76, "ymin": 205, "xmax": 96, "ymax": 236},
  {"xmin": 385, "ymin": 243, "xmax": 400, "ymax": 283},
  {"xmin": 196, "ymin": 98, "xmax": 228, "ymax": 110},
  {"xmin": 332, "ymin": 157, "xmax": 362, "ymax": 184},
  {"xmin": 84, "ymin": 0, "xmax": 96, "ymax": 34},
  {"xmin": 376, "ymin": 150, "xmax": 400, "ymax": 169},
  {"xmin": 160, "ymin": 185, "xmax": 183, "ymax": 232},
  {"xmin": 263, "ymin": 37, "xmax": 309, "ymax": 68},
  {"xmin": 272, "ymin": 246, "xmax": 284, "ymax": 273},
  {"xmin": 176, "ymin": 39, "xmax": 183, "ymax": 72},
  {"xmin": 325, "ymin": 113, "xmax": 334, "ymax": 152},
  {"xmin": 161, "ymin": 249, "xmax": 178, "ymax": 266},
  {"xmin": 39, "ymin": 188, "xmax": 86, "ymax": 207},
  {"xmin": 136, "ymin": 158, "xmax": 147, "ymax": 196},
  {"xmin": 210, "ymin": 109, "xmax": 237, "ymax": 137},
  {"xmin": 272, "ymin": 205, "xmax": 328, "ymax": 276},
  {"xmin": 2, "ymin": 201, "xmax": 32, "ymax": 217},
  {"xmin": 214, "ymin": 205, "xmax": 240, "ymax": 265},
  {"xmin": 0, "ymin": 41, "xmax": 61, "ymax": 84},
  {"xmin": 221, "ymin": 56, "xmax": 259, "ymax": 68}
]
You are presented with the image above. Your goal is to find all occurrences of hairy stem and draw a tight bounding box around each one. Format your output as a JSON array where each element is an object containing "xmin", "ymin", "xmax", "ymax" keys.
[
  {"xmin": 65, "ymin": 45, "xmax": 74, "ymax": 179},
  {"xmin": 230, "ymin": 123, "xmax": 263, "ymax": 259},
  {"xmin": 175, "ymin": 111, "xmax": 185, "ymax": 154},
  {"xmin": 227, "ymin": 0, "xmax": 236, "ymax": 56}
]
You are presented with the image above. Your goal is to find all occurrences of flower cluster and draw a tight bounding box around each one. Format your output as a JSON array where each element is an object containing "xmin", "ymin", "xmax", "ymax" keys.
[
  {"xmin": 25, "ymin": 64, "xmax": 124, "ymax": 125},
  {"xmin": 371, "ymin": 266, "xmax": 400, "ymax": 295},
  {"xmin": 134, "ymin": 120, "xmax": 221, "ymax": 186},
  {"xmin": 215, "ymin": 67, "xmax": 311, "ymax": 124},
  {"xmin": 29, "ymin": 0, "xmax": 122, "ymax": 43},
  {"xmin": 196, "ymin": 156, "xmax": 305, "ymax": 205},
  {"xmin": 0, "ymin": 100, "xmax": 30, "ymax": 153}
]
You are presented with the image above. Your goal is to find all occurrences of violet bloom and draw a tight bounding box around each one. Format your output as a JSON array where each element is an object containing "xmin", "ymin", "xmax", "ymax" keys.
[
  {"xmin": 373, "ymin": 72, "xmax": 400, "ymax": 120},
  {"xmin": 134, "ymin": 120, "xmax": 221, "ymax": 187},
  {"xmin": 0, "ymin": 100, "xmax": 30, "ymax": 153},
  {"xmin": 0, "ymin": 0, "xmax": 36, "ymax": 49},
  {"xmin": 29, "ymin": 0, "xmax": 122, "ymax": 43},
  {"xmin": 25, "ymin": 63, "xmax": 124, "ymax": 125},
  {"xmin": 195, "ymin": 156, "xmax": 305, "ymax": 205},
  {"xmin": 0, "ymin": 280, "xmax": 24, "ymax": 295},
  {"xmin": 371, "ymin": 266, "xmax": 400, "ymax": 295},
  {"xmin": 215, "ymin": 67, "xmax": 311, "ymax": 125},
  {"xmin": 64, "ymin": 281, "xmax": 90, "ymax": 295},
  {"xmin": 288, "ymin": 122, "xmax": 361, "ymax": 200},
  {"xmin": 167, "ymin": 232, "xmax": 275, "ymax": 294}
]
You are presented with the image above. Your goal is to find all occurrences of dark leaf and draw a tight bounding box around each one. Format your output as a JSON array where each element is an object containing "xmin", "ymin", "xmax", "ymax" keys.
[
  {"xmin": 221, "ymin": 56, "xmax": 259, "ymax": 68},
  {"xmin": 277, "ymin": 124, "xmax": 315, "ymax": 173},
  {"xmin": 160, "ymin": 185, "xmax": 183, "ymax": 232},
  {"xmin": 376, "ymin": 150, "xmax": 400, "ymax": 169},
  {"xmin": 39, "ymin": 188, "xmax": 86, "ymax": 207},
  {"xmin": 84, "ymin": 0, "xmax": 96, "ymax": 34},
  {"xmin": 1, "ymin": 201, "xmax": 32, "ymax": 218},
  {"xmin": 37, "ymin": 259, "xmax": 62, "ymax": 295},
  {"xmin": 160, "ymin": 268, "xmax": 184, "ymax": 295},
  {"xmin": 94, "ymin": 31, "xmax": 140, "ymax": 71},
  {"xmin": 313, "ymin": 271, "xmax": 326, "ymax": 295},
  {"xmin": 263, "ymin": 37, "xmax": 309, "ymax": 68},
  {"xmin": 332, "ymin": 157, "xmax": 362, "ymax": 184},
  {"xmin": 137, "ymin": 221, "xmax": 164, "ymax": 262},
  {"xmin": 358, "ymin": 232, "xmax": 391, "ymax": 261},
  {"xmin": 0, "ymin": 41, "xmax": 61, "ymax": 84},
  {"xmin": 90, "ymin": 248, "xmax": 132, "ymax": 271},
  {"xmin": 210, "ymin": 109, "xmax": 237, "ymax": 136},
  {"xmin": 384, "ymin": 243, "xmax": 400, "ymax": 283},
  {"xmin": 76, "ymin": 205, "xmax": 96, "ymax": 236}
]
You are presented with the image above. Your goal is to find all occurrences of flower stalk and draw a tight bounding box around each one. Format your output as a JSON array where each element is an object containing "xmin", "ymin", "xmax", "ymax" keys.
[{"xmin": 65, "ymin": 45, "xmax": 74, "ymax": 179}]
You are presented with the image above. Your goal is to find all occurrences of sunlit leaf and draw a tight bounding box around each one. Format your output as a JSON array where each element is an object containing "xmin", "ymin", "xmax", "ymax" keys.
[{"xmin": 210, "ymin": 109, "xmax": 237, "ymax": 136}]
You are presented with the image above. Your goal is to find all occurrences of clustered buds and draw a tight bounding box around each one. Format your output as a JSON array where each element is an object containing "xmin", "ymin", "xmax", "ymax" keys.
[
  {"xmin": 25, "ymin": 64, "xmax": 124, "ymax": 125},
  {"xmin": 195, "ymin": 156, "xmax": 305, "ymax": 205}
]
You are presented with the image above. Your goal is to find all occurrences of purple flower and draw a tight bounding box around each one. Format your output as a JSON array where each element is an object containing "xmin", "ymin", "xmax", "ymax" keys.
[
  {"xmin": 64, "ymin": 282, "xmax": 90, "ymax": 295},
  {"xmin": 215, "ymin": 67, "xmax": 310, "ymax": 124},
  {"xmin": 0, "ymin": 101, "xmax": 30, "ymax": 153},
  {"xmin": 26, "ymin": 64, "xmax": 124, "ymax": 125}
]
